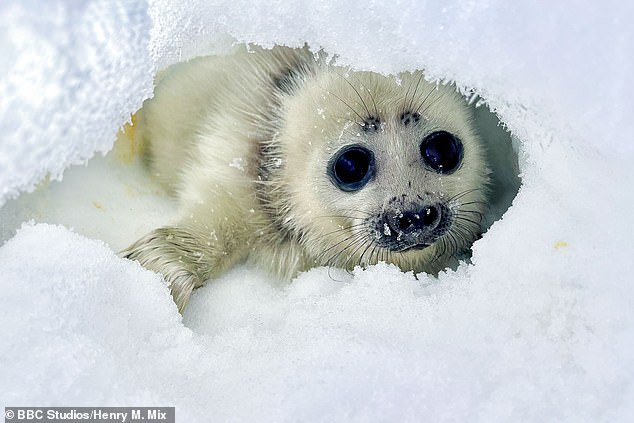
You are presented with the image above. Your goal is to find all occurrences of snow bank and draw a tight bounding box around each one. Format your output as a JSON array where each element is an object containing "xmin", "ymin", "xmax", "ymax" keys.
[
  {"xmin": 1, "ymin": 0, "xmax": 634, "ymax": 421},
  {"xmin": 0, "ymin": 0, "xmax": 153, "ymax": 204}
]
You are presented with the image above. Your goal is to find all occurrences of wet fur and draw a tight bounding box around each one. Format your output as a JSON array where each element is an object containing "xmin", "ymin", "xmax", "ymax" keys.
[{"xmin": 122, "ymin": 45, "xmax": 490, "ymax": 312}]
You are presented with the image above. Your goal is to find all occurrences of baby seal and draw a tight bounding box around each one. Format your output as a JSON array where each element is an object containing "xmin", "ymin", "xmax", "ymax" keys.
[{"xmin": 122, "ymin": 45, "xmax": 490, "ymax": 312}]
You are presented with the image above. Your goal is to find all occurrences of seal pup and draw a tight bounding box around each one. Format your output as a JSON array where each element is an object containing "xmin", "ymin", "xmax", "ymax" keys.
[{"xmin": 122, "ymin": 45, "xmax": 490, "ymax": 312}]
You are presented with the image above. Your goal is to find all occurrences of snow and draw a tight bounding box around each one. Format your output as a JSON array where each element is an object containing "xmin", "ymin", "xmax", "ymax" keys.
[
  {"xmin": 0, "ymin": 0, "xmax": 153, "ymax": 205},
  {"xmin": 1, "ymin": 0, "xmax": 634, "ymax": 421}
]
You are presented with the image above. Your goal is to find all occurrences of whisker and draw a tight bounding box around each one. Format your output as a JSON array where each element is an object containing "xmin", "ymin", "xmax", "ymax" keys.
[
  {"xmin": 310, "ymin": 224, "xmax": 366, "ymax": 243},
  {"xmin": 343, "ymin": 238, "xmax": 372, "ymax": 269},
  {"xmin": 363, "ymin": 82, "xmax": 379, "ymax": 117},
  {"xmin": 453, "ymin": 215, "xmax": 482, "ymax": 228},
  {"xmin": 457, "ymin": 209, "xmax": 485, "ymax": 218},
  {"xmin": 455, "ymin": 201, "xmax": 488, "ymax": 208},
  {"xmin": 357, "ymin": 239, "xmax": 375, "ymax": 267},
  {"xmin": 326, "ymin": 234, "xmax": 368, "ymax": 268},
  {"xmin": 418, "ymin": 90, "xmax": 446, "ymax": 117},
  {"xmin": 312, "ymin": 214, "xmax": 367, "ymax": 220},
  {"xmin": 407, "ymin": 72, "xmax": 425, "ymax": 112},
  {"xmin": 326, "ymin": 265, "xmax": 348, "ymax": 283},
  {"xmin": 336, "ymin": 72, "xmax": 372, "ymax": 118},
  {"xmin": 414, "ymin": 85, "xmax": 438, "ymax": 116},
  {"xmin": 447, "ymin": 188, "xmax": 485, "ymax": 202},
  {"xmin": 329, "ymin": 91, "xmax": 366, "ymax": 126},
  {"xmin": 314, "ymin": 233, "xmax": 363, "ymax": 263},
  {"xmin": 367, "ymin": 244, "xmax": 379, "ymax": 266}
]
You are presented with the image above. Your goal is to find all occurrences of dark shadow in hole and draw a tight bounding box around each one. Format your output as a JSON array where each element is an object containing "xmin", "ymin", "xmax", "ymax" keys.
[{"xmin": 472, "ymin": 102, "xmax": 521, "ymax": 235}]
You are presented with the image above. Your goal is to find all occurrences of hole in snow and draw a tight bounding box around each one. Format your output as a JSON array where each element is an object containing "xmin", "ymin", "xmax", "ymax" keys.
[{"xmin": 0, "ymin": 44, "xmax": 521, "ymax": 284}]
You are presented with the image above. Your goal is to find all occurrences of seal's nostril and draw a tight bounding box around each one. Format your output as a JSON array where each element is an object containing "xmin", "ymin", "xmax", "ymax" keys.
[
  {"xmin": 422, "ymin": 206, "xmax": 438, "ymax": 226},
  {"xmin": 398, "ymin": 214, "xmax": 416, "ymax": 231}
]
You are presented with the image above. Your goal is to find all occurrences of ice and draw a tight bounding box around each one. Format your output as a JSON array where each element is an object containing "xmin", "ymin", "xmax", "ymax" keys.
[
  {"xmin": 229, "ymin": 157, "xmax": 246, "ymax": 172},
  {"xmin": 1, "ymin": 0, "xmax": 634, "ymax": 421}
]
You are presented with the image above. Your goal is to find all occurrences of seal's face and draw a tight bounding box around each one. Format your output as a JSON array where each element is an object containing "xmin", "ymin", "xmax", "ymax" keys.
[
  {"xmin": 328, "ymin": 129, "xmax": 463, "ymax": 253},
  {"xmin": 278, "ymin": 70, "xmax": 489, "ymax": 273}
]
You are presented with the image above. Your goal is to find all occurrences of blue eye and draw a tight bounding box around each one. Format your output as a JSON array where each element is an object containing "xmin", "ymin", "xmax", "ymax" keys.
[
  {"xmin": 328, "ymin": 145, "xmax": 375, "ymax": 192},
  {"xmin": 420, "ymin": 131, "xmax": 463, "ymax": 174}
]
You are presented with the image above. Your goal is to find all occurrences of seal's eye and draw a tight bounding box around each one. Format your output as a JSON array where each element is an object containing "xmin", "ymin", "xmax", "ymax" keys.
[
  {"xmin": 328, "ymin": 145, "xmax": 375, "ymax": 192},
  {"xmin": 420, "ymin": 131, "xmax": 463, "ymax": 174}
]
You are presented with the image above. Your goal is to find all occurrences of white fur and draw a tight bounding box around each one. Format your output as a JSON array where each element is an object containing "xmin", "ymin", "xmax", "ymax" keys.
[{"xmin": 122, "ymin": 45, "xmax": 490, "ymax": 312}]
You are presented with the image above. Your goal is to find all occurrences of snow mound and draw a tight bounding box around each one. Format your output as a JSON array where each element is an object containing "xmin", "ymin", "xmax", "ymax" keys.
[
  {"xmin": 2, "ymin": 216, "xmax": 633, "ymax": 420},
  {"xmin": 0, "ymin": 0, "xmax": 153, "ymax": 205},
  {"xmin": 1, "ymin": 0, "xmax": 634, "ymax": 421}
]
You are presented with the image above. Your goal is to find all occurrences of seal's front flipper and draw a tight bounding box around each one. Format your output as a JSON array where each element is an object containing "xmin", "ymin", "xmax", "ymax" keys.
[{"xmin": 120, "ymin": 227, "xmax": 205, "ymax": 313}]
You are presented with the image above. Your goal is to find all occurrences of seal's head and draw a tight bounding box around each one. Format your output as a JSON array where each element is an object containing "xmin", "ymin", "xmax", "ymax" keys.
[{"xmin": 272, "ymin": 68, "xmax": 490, "ymax": 273}]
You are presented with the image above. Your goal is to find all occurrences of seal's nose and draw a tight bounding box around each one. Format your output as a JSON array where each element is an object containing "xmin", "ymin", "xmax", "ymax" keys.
[{"xmin": 388, "ymin": 205, "xmax": 440, "ymax": 235}]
